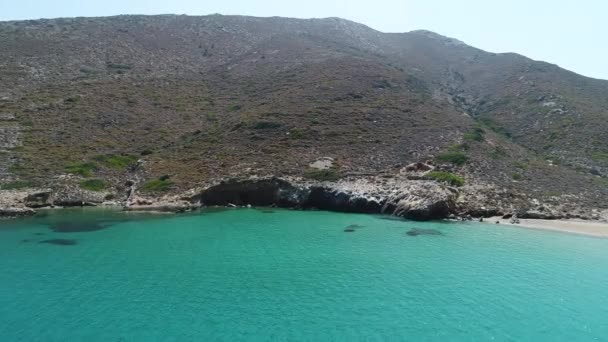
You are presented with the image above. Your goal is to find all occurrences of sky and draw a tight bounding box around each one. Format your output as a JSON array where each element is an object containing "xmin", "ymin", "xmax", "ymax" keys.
[{"xmin": 0, "ymin": 0, "xmax": 606, "ymax": 80}]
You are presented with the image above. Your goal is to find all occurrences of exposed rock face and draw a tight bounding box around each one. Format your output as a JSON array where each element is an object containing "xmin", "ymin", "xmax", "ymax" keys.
[
  {"xmin": 517, "ymin": 207, "xmax": 562, "ymax": 220},
  {"xmin": 24, "ymin": 191, "xmax": 52, "ymax": 208},
  {"xmin": 309, "ymin": 157, "xmax": 335, "ymax": 170},
  {"xmin": 401, "ymin": 162, "xmax": 434, "ymax": 176},
  {"xmin": 194, "ymin": 177, "xmax": 457, "ymax": 221},
  {"xmin": 125, "ymin": 195, "xmax": 200, "ymax": 212},
  {"xmin": 196, "ymin": 178, "xmax": 309, "ymax": 207},
  {"xmin": 0, "ymin": 206, "xmax": 35, "ymax": 218},
  {"xmin": 381, "ymin": 182, "xmax": 456, "ymax": 220},
  {"xmin": 306, "ymin": 187, "xmax": 383, "ymax": 213},
  {"xmin": 51, "ymin": 187, "xmax": 107, "ymax": 207},
  {"xmin": 0, "ymin": 190, "xmax": 36, "ymax": 218},
  {"xmin": 600, "ymin": 210, "xmax": 608, "ymax": 222}
]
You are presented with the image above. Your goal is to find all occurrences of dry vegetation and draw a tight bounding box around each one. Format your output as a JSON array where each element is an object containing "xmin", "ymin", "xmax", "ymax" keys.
[{"xmin": 0, "ymin": 15, "xmax": 606, "ymax": 207}]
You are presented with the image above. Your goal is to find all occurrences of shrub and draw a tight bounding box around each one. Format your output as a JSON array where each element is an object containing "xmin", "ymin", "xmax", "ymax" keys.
[
  {"xmin": 140, "ymin": 149, "xmax": 153, "ymax": 156},
  {"xmin": 592, "ymin": 152, "xmax": 608, "ymax": 164},
  {"xmin": 304, "ymin": 168, "xmax": 341, "ymax": 182},
  {"xmin": 252, "ymin": 121, "xmax": 282, "ymax": 129},
  {"xmin": 427, "ymin": 171, "xmax": 464, "ymax": 187},
  {"xmin": 205, "ymin": 112, "xmax": 217, "ymax": 121},
  {"xmin": 65, "ymin": 162, "xmax": 96, "ymax": 177},
  {"xmin": 289, "ymin": 128, "xmax": 306, "ymax": 139},
  {"xmin": 228, "ymin": 105, "xmax": 241, "ymax": 112},
  {"xmin": 512, "ymin": 173, "xmax": 523, "ymax": 181},
  {"xmin": 106, "ymin": 63, "xmax": 132, "ymax": 71},
  {"xmin": 94, "ymin": 154, "xmax": 138, "ymax": 169},
  {"xmin": 79, "ymin": 179, "xmax": 106, "ymax": 191},
  {"xmin": 464, "ymin": 127, "xmax": 485, "ymax": 142},
  {"xmin": 64, "ymin": 96, "xmax": 80, "ymax": 103},
  {"xmin": 79, "ymin": 67, "xmax": 98, "ymax": 74},
  {"xmin": 479, "ymin": 118, "xmax": 512, "ymax": 138},
  {"xmin": 489, "ymin": 146, "xmax": 508, "ymax": 160},
  {"xmin": 8, "ymin": 163, "xmax": 25, "ymax": 173},
  {"xmin": 141, "ymin": 178, "xmax": 173, "ymax": 192},
  {"xmin": 513, "ymin": 161, "xmax": 528, "ymax": 170},
  {"xmin": 436, "ymin": 152, "xmax": 468, "ymax": 165},
  {"xmin": 0, "ymin": 180, "xmax": 32, "ymax": 190}
]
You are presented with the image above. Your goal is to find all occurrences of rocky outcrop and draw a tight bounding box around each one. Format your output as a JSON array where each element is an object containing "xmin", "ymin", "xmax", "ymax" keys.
[
  {"xmin": 0, "ymin": 206, "xmax": 35, "ymax": 218},
  {"xmin": 125, "ymin": 195, "xmax": 200, "ymax": 213},
  {"xmin": 2, "ymin": 174, "xmax": 603, "ymax": 224},
  {"xmin": 193, "ymin": 177, "xmax": 457, "ymax": 221},
  {"xmin": 51, "ymin": 187, "xmax": 107, "ymax": 207},
  {"xmin": 599, "ymin": 210, "xmax": 608, "ymax": 222},
  {"xmin": 517, "ymin": 207, "xmax": 562, "ymax": 220},
  {"xmin": 0, "ymin": 190, "xmax": 36, "ymax": 218},
  {"xmin": 381, "ymin": 182, "xmax": 456, "ymax": 220},
  {"xmin": 195, "ymin": 178, "xmax": 308, "ymax": 208},
  {"xmin": 306, "ymin": 186, "xmax": 383, "ymax": 213},
  {"xmin": 24, "ymin": 190, "xmax": 53, "ymax": 208}
]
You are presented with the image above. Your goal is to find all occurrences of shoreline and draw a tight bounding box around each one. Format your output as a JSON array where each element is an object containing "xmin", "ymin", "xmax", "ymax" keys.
[
  {"xmin": 487, "ymin": 216, "xmax": 608, "ymax": 238},
  {"xmin": 3, "ymin": 203, "xmax": 608, "ymax": 238},
  {"xmin": 4, "ymin": 205, "xmax": 608, "ymax": 239}
]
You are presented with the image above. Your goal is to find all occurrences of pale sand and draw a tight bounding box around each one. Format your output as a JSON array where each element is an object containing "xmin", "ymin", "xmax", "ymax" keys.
[{"xmin": 487, "ymin": 217, "xmax": 608, "ymax": 238}]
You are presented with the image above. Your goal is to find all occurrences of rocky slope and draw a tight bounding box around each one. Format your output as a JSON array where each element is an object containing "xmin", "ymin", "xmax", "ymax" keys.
[{"xmin": 0, "ymin": 15, "xmax": 607, "ymax": 219}]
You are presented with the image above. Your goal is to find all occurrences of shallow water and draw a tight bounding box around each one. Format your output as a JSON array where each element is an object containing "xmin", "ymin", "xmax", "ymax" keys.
[{"xmin": 1, "ymin": 208, "xmax": 607, "ymax": 341}]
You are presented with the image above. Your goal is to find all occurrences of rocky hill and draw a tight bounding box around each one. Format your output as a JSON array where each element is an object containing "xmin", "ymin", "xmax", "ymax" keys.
[{"xmin": 0, "ymin": 14, "xmax": 607, "ymax": 218}]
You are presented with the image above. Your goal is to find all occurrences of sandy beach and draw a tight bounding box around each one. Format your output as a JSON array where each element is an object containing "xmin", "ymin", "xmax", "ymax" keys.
[{"xmin": 488, "ymin": 217, "xmax": 608, "ymax": 238}]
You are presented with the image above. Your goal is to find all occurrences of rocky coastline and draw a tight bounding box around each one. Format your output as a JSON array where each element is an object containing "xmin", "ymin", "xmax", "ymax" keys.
[{"xmin": 2, "ymin": 175, "xmax": 607, "ymax": 224}]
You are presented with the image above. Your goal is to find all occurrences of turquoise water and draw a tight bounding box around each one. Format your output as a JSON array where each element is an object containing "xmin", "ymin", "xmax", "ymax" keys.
[{"xmin": 1, "ymin": 208, "xmax": 608, "ymax": 341}]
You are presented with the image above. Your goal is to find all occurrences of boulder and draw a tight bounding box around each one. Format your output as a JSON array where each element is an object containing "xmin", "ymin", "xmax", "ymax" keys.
[
  {"xmin": 401, "ymin": 162, "xmax": 434, "ymax": 174},
  {"xmin": 517, "ymin": 207, "xmax": 562, "ymax": 220},
  {"xmin": 24, "ymin": 191, "xmax": 52, "ymax": 208},
  {"xmin": 0, "ymin": 206, "xmax": 35, "ymax": 218},
  {"xmin": 309, "ymin": 157, "xmax": 335, "ymax": 170},
  {"xmin": 52, "ymin": 188, "xmax": 106, "ymax": 207},
  {"xmin": 599, "ymin": 210, "xmax": 608, "ymax": 222},
  {"xmin": 382, "ymin": 182, "xmax": 456, "ymax": 220}
]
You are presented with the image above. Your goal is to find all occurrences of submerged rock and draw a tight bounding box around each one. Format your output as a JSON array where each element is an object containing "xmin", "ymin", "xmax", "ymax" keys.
[
  {"xmin": 49, "ymin": 222, "xmax": 108, "ymax": 233},
  {"xmin": 39, "ymin": 239, "xmax": 77, "ymax": 246},
  {"xmin": 406, "ymin": 228, "xmax": 444, "ymax": 236},
  {"xmin": 343, "ymin": 224, "xmax": 362, "ymax": 232}
]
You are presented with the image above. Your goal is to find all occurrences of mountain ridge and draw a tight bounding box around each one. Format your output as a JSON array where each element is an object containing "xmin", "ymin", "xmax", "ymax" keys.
[{"xmin": 0, "ymin": 14, "xmax": 606, "ymax": 218}]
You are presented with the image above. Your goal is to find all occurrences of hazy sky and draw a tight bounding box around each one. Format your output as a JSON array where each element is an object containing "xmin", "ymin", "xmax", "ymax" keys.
[{"xmin": 1, "ymin": 0, "xmax": 606, "ymax": 80}]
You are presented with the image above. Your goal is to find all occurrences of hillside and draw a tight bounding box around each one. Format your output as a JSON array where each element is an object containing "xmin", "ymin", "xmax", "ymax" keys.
[{"xmin": 0, "ymin": 14, "xmax": 607, "ymax": 216}]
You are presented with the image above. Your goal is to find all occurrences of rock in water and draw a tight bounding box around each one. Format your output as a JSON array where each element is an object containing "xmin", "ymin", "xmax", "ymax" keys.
[
  {"xmin": 49, "ymin": 222, "xmax": 107, "ymax": 233},
  {"xmin": 0, "ymin": 206, "xmax": 35, "ymax": 218},
  {"xmin": 344, "ymin": 224, "xmax": 363, "ymax": 232},
  {"xmin": 39, "ymin": 239, "xmax": 77, "ymax": 246},
  {"xmin": 406, "ymin": 228, "xmax": 444, "ymax": 236}
]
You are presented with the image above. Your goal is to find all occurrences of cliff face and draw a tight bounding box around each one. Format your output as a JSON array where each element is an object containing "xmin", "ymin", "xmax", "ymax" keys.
[{"xmin": 0, "ymin": 14, "xmax": 607, "ymax": 213}]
